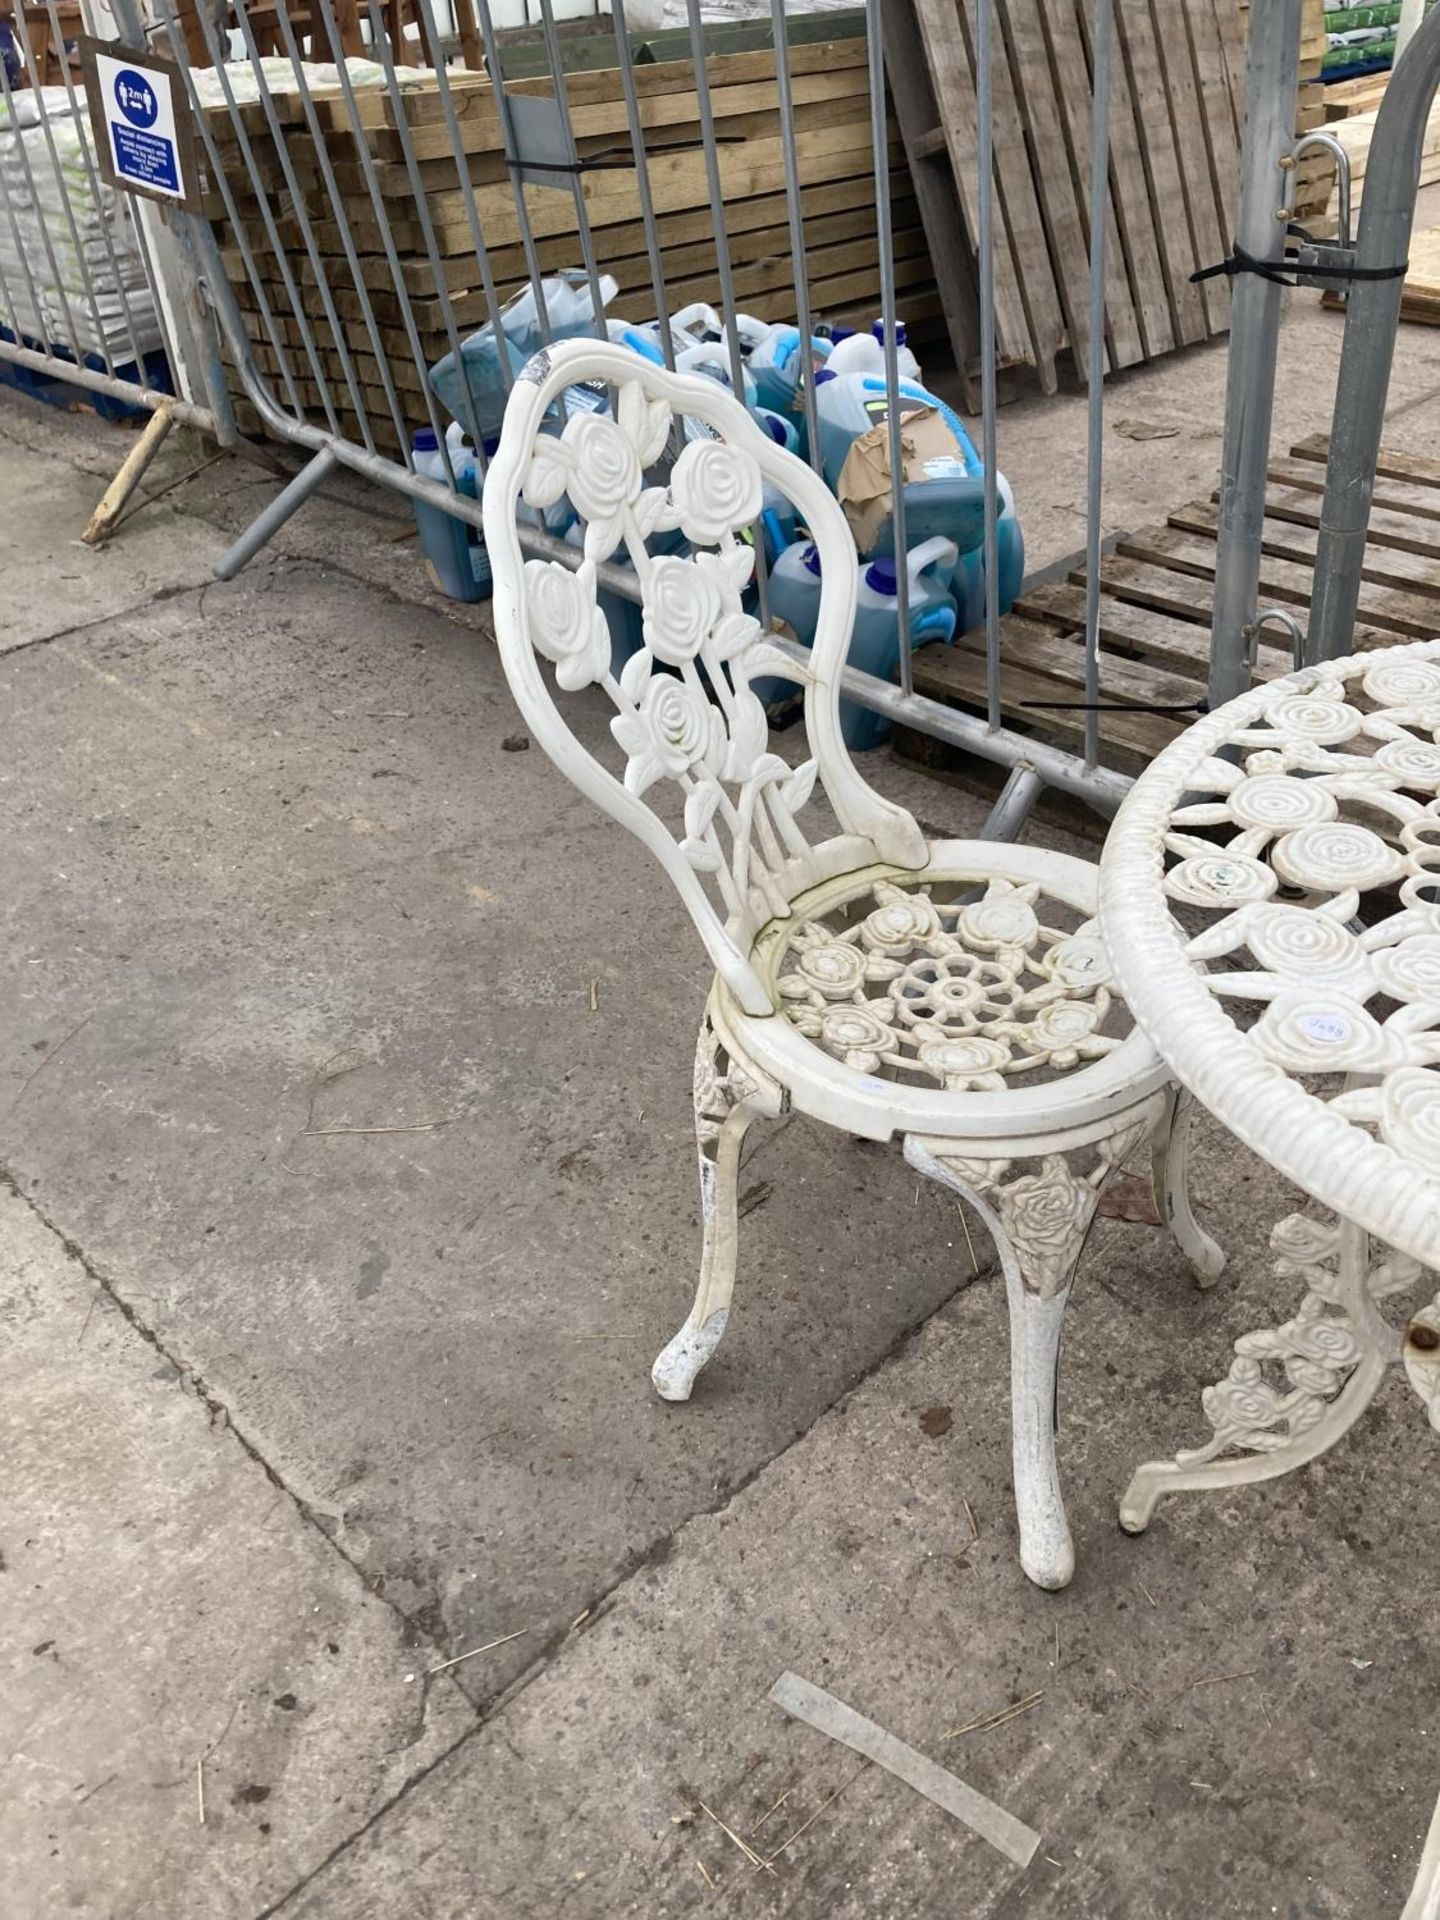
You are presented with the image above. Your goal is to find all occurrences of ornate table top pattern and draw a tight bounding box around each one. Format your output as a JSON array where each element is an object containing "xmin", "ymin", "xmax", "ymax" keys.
[{"xmin": 1098, "ymin": 640, "xmax": 1440, "ymax": 1271}]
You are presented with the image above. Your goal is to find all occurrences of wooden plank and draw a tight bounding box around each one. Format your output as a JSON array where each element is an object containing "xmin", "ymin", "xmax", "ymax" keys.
[
  {"xmin": 883, "ymin": 0, "xmax": 983, "ymax": 409},
  {"xmin": 1113, "ymin": 0, "xmax": 1207, "ymax": 346},
  {"xmin": 954, "ymin": 0, "xmax": 1067, "ymax": 392},
  {"xmin": 1212, "ymin": 0, "xmax": 1247, "ymax": 146},
  {"xmin": 998, "ymin": 0, "xmax": 1103, "ymax": 378},
  {"xmin": 1265, "ymin": 455, "xmax": 1440, "ymax": 530},
  {"xmin": 912, "ymin": 0, "xmax": 1035, "ymax": 377},
  {"xmin": 995, "ymin": 615, "xmax": 1210, "ymax": 707},
  {"xmin": 1258, "ymin": 472, "xmax": 1440, "ymax": 557},
  {"xmin": 1150, "ymin": 0, "xmax": 1229, "ymax": 335},
  {"xmin": 1034, "ymin": 0, "xmax": 1145, "ymax": 369},
  {"xmin": 1184, "ymin": 0, "xmax": 1243, "ymax": 289},
  {"xmin": 911, "ymin": 630, "xmax": 1186, "ymax": 759},
  {"xmin": 1115, "ymin": 521, "xmax": 1440, "ymax": 639},
  {"xmin": 1019, "ymin": 578, "xmax": 1217, "ymax": 676},
  {"xmin": 1290, "ymin": 432, "xmax": 1440, "ymax": 491},
  {"xmin": 1075, "ymin": 0, "xmax": 1174, "ymax": 359},
  {"xmin": 1170, "ymin": 495, "xmax": 1440, "ymax": 601}
]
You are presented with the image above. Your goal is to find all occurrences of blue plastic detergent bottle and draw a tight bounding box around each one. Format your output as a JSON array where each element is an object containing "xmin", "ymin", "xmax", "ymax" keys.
[
  {"xmin": 748, "ymin": 325, "xmax": 831, "ymax": 448},
  {"xmin": 750, "ymin": 411, "xmax": 800, "ymax": 563},
  {"xmin": 752, "ymin": 538, "xmax": 824, "ymax": 709},
  {"xmin": 411, "ymin": 426, "xmax": 492, "ymax": 603},
  {"xmin": 429, "ymin": 272, "xmax": 617, "ymax": 438},
  {"xmin": 950, "ymin": 473, "xmax": 1025, "ymax": 634},
  {"xmin": 845, "ymin": 541, "xmax": 958, "ymax": 750},
  {"xmin": 813, "ymin": 368, "xmax": 978, "ymax": 493}
]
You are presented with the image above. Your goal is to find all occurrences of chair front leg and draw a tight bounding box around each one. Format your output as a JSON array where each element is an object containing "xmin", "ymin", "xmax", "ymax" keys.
[
  {"xmin": 909, "ymin": 1117, "xmax": 1153, "ymax": 1591},
  {"xmin": 652, "ymin": 1015, "xmax": 783, "ymax": 1403},
  {"xmin": 1150, "ymin": 1086, "xmax": 1225, "ymax": 1288}
]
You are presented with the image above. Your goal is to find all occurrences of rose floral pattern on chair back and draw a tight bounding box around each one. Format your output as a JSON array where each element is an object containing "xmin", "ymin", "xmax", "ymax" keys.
[{"xmin": 481, "ymin": 339, "xmax": 927, "ymax": 1017}]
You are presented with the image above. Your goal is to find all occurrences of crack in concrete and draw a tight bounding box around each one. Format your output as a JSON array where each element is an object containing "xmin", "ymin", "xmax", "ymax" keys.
[
  {"xmin": 2, "ymin": 1152, "xmax": 990, "ymax": 1918},
  {"xmin": 0, "ymin": 578, "xmax": 210, "ymax": 665}
]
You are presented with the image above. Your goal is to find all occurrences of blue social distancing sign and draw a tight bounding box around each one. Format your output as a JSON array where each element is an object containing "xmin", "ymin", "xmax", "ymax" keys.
[{"xmin": 81, "ymin": 41, "xmax": 195, "ymax": 210}]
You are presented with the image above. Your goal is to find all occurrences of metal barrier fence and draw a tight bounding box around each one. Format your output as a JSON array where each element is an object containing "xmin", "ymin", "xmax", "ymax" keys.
[
  {"xmin": 17, "ymin": 0, "xmax": 1432, "ymax": 823},
  {"xmin": 0, "ymin": 1, "xmax": 228, "ymax": 438}
]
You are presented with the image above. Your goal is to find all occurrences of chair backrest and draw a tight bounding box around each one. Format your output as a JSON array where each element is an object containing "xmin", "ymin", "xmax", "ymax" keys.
[{"xmin": 481, "ymin": 338, "xmax": 927, "ymax": 1017}]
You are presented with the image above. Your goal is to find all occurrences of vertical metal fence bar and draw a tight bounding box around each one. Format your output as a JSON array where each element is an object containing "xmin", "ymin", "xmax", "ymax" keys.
[
  {"xmin": 312, "ymin": 3, "xmax": 461, "ymax": 476},
  {"xmin": 1207, "ymin": 0, "xmax": 1302, "ymax": 705},
  {"xmin": 9, "ymin": 9, "xmax": 118, "ymax": 376},
  {"xmin": 684, "ymin": 0, "xmax": 770, "ymax": 626},
  {"xmin": 0, "ymin": 87, "xmax": 51, "ymax": 350},
  {"xmin": 976, "ymin": 0, "xmax": 1002, "ymax": 732},
  {"xmin": 42, "ymin": 0, "xmax": 149, "ymax": 375},
  {"xmin": 866, "ymin": 0, "xmax": 911, "ymax": 696},
  {"xmin": 360, "ymin": 0, "xmax": 491, "ymax": 472},
  {"xmin": 230, "ymin": 0, "xmax": 376, "ymax": 451},
  {"xmin": 472, "ymin": 0, "xmax": 554, "ymax": 345},
  {"xmin": 1082, "ymin": 0, "xmax": 1114, "ymax": 771},
  {"xmin": 612, "ymin": 0, "xmax": 675, "ymax": 370},
  {"xmin": 1306, "ymin": 5, "xmax": 1440, "ymax": 662},
  {"xmin": 414, "ymin": 0, "xmax": 514, "ymax": 466},
  {"xmin": 537, "ymin": 0, "xmax": 611, "ymax": 343},
  {"xmin": 0, "ymin": 35, "xmax": 87, "ymax": 368},
  {"xmin": 186, "ymin": 6, "xmax": 342, "ymax": 433},
  {"xmin": 156, "ymin": 3, "xmax": 308, "ymax": 421},
  {"xmin": 270, "ymin": 0, "xmax": 413, "ymax": 460},
  {"xmin": 771, "ymin": 0, "xmax": 822, "ymax": 475}
]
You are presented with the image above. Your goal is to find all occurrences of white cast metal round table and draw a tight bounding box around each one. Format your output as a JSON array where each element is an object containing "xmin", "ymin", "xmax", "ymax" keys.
[{"xmin": 1097, "ymin": 640, "xmax": 1440, "ymax": 1529}]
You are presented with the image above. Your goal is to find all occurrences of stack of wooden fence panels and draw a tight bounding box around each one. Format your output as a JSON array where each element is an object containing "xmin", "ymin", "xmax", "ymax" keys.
[
  {"xmin": 885, "ymin": 0, "xmax": 1246, "ymax": 406},
  {"xmin": 202, "ymin": 18, "xmax": 934, "ymax": 454}
]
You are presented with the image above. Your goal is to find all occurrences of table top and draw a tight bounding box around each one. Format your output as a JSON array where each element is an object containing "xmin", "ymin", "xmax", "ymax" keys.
[{"xmin": 1098, "ymin": 640, "xmax": 1440, "ymax": 1269}]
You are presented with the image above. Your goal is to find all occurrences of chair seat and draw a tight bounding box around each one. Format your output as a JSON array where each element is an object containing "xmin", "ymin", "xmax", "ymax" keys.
[{"xmin": 714, "ymin": 838, "xmax": 1171, "ymax": 1145}]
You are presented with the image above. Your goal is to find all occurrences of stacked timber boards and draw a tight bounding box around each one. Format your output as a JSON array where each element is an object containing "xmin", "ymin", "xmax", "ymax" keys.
[
  {"xmin": 886, "ymin": 0, "xmax": 1244, "ymax": 403},
  {"xmin": 910, "ymin": 435, "xmax": 1428, "ymax": 771},
  {"xmin": 203, "ymin": 26, "xmax": 932, "ymax": 453}
]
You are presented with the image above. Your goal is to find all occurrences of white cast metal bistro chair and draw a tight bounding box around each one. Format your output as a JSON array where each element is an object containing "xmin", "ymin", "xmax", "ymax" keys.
[{"xmin": 482, "ymin": 339, "xmax": 1224, "ymax": 1589}]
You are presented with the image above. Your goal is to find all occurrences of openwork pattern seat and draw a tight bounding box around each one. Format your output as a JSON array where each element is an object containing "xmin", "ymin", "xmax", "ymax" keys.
[{"xmin": 482, "ymin": 339, "xmax": 1224, "ymax": 1589}]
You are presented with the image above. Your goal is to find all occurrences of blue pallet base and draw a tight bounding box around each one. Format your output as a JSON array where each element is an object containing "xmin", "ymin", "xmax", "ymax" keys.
[{"xmin": 0, "ymin": 325, "xmax": 173, "ymax": 421}]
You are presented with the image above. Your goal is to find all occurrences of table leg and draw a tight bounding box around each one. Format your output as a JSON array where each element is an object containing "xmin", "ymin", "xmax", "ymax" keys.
[{"xmin": 1121, "ymin": 1213, "xmax": 1417, "ymax": 1534}]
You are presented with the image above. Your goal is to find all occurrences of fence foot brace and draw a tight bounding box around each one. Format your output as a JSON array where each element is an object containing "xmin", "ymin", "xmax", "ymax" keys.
[{"xmin": 213, "ymin": 446, "xmax": 340, "ymax": 581}]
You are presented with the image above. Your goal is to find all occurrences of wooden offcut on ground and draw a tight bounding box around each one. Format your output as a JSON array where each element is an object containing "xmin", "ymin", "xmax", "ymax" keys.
[{"xmin": 908, "ymin": 433, "xmax": 1440, "ymax": 771}]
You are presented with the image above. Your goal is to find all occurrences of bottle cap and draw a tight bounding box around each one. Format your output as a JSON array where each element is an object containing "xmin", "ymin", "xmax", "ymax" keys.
[
  {"xmin": 760, "ymin": 413, "xmax": 788, "ymax": 445},
  {"xmin": 865, "ymin": 557, "xmax": 898, "ymax": 594},
  {"xmin": 413, "ymin": 428, "xmax": 438, "ymax": 453},
  {"xmin": 814, "ymin": 367, "xmax": 837, "ymax": 386},
  {"xmin": 803, "ymin": 543, "xmax": 823, "ymax": 577}
]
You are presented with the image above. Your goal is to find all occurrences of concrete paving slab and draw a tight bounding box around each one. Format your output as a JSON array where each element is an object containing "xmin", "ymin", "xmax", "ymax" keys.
[
  {"xmin": 269, "ymin": 1166, "xmax": 1440, "ymax": 1920},
  {"xmin": 0, "ymin": 432, "xmax": 224, "ymax": 654},
  {"xmin": 0, "ymin": 557, "xmax": 1001, "ymax": 1716},
  {"xmin": 0, "ymin": 1182, "xmax": 476, "ymax": 1920}
]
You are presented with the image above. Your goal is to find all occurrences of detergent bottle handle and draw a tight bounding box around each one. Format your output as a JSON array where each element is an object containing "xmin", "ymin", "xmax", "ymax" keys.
[{"xmin": 907, "ymin": 537, "xmax": 960, "ymax": 583}]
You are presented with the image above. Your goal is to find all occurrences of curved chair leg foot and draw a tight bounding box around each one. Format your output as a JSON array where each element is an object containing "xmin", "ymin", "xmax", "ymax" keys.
[
  {"xmin": 653, "ymin": 1018, "xmax": 780, "ymax": 1404},
  {"xmin": 1152, "ymin": 1087, "xmax": 1225, "ymax": 1289},
  {"xmin": 1006, "ymin": 1268, "xmax": 1076, "ymax": 1590},
  {"xmin": 908, "ymin": 1115, "xmax": 1156, "ymax": 1592}
]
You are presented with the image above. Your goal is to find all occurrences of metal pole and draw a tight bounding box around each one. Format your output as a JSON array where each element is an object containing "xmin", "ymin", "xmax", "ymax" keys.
[
  {"xmin": 978, "ymin": 763, "xmax": 1043, "ymax": 841},
  {"xmin": 976, "ymin": 0, "xmax": 1001, "ymax": 731},
  {"xmin": 212, "ymin": 448, "xmax": 339, "ymax": 579},
  {"xmin": 866, "ymin": 0, "xmax": 911, "ymax": 696},
  {"xmin": 1305, "ymin": 6, "xmax": 1440, "ymax": 663},
  {"xmin": 1207, "ymin": 0, "xmax": 1303, "ymax": 708},
  {"xmin": 1082, "ymin": 0, "xmax": 1114, "ymax": 772}
]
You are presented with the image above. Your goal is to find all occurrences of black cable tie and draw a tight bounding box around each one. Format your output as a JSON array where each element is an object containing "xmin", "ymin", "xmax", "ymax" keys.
[{"xmin": 1191, "ymin": 237, "xmax": 1409, "ymax": 289}]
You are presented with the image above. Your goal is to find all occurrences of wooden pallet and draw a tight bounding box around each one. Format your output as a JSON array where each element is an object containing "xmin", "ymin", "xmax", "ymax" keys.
[
  {"xmin": 886, "ymin": 0, "xmax": 1242, "ymax": 406},
  {"xmin": 909, "ymin": 433, "xmax": 1439, "ymax": 771}
]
